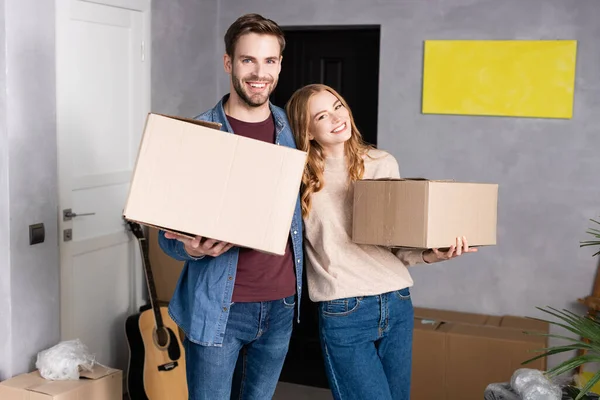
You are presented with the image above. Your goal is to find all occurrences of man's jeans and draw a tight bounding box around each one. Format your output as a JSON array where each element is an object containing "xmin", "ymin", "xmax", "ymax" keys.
[
  {"xmin": 318, "ymin": 288, "xmax": 414, "ymax": 400},
  {"xmin": 183, "ymin": 295, "xmax": 295, "ymax": 399}
]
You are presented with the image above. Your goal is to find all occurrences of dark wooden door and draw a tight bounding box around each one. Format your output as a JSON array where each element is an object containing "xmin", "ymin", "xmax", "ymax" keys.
[
  {"xmin": 274, "ymin": 26, "xmax": 381, "ymax": 389},
  {"xmin": 271, "ymin": 27, "xmax": 380, "ymax": 147}
]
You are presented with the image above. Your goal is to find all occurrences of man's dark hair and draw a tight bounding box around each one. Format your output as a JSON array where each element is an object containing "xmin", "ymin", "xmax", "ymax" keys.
[{"xmin": 224, "ymin": 13, "xmax": 285, "ymax": 57}]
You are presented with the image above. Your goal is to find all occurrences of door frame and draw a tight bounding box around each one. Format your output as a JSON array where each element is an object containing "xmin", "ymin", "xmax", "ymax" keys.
[
  {"xmin": 271, "ymin": 25, "xmax": 381, "ymax": 147},
  {"xmin": 55, "ymin": 0, "xmax": 152, "ymax": 340}
]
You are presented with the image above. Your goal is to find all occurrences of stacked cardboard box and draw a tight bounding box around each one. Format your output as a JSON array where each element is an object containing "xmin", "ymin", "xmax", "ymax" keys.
[{"xmin": 411, "ymin": 307, "xmax": 548, "ymax": 400}]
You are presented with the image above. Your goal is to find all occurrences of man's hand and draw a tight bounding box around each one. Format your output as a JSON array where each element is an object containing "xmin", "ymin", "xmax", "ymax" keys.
[
  {"xmin": 164, "ymin": 232, "xmax": 234, "ymax": 258},
  {"xmin": 423, "ymin": 236, "xmax": 478, "ymax": 264}
]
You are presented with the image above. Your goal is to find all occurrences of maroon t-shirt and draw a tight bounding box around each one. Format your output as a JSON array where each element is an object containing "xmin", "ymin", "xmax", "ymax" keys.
[{"xmin": 226, "ymin": 113, "xmax": 296, "ymax": 302}]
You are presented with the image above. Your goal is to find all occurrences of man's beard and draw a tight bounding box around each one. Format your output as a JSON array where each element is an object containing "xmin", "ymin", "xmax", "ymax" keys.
[{"xmin": 232, "ymin": 67, "xmax": 278, "ymax": 108}]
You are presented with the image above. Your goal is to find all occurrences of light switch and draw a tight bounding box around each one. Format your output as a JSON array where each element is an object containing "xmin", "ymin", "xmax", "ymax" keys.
[{"xmin": 29, "ymin": 223, "xmax": 45, "ymax": 245}]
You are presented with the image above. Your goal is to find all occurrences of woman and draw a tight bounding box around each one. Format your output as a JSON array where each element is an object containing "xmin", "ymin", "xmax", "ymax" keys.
[{"xmin": 285, "ymin": 84, "xmax": 477, "ymax": 400}]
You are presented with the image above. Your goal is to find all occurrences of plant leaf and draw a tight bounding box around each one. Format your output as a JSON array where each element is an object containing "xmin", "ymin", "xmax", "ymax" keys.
[
  {"xmin": 546, "ymin": 354, "xmax": 600, "ymax": 378},
  {"xmin": 521, "ymin": 344, "xmax": 599, "ymax": 366},
  {"xmin": 577, "ymin": 371, "xmax": 600, "ymax": 400}
]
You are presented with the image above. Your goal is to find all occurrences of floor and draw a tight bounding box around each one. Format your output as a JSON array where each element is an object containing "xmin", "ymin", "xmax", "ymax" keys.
[
  {"xmin": 273, "ymin": 382, "xmax": 333, "ymax": 400},
  {"xmin": 123, "ymin": 382, "xmax": 333, "ymax": 399}
]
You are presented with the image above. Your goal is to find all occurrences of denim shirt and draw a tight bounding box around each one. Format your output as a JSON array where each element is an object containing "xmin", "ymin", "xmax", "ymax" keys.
[{"xmin": 159, "ymin": 94, "xmax": 304, "ymax": 347}]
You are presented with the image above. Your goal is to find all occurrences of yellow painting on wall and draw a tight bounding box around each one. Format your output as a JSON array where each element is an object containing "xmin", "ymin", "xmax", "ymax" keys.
[{"xmin": 422, "ymin": 40, "xmax": 578, "ymax": 119}]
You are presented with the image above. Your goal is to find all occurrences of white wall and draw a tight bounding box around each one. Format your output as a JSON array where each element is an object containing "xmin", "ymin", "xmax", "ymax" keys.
[{"xmin": 0, "ymin": 0, "xmax": 59, "ymax": 379}]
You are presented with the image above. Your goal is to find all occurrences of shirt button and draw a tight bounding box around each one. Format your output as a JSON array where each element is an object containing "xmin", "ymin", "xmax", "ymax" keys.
[
  {"xmin": 223, "ymin": 307, "xmax": 228, "ymax": 312},
  {"xmin": 228, "ymin": 276, "xmax": 233, "ymax": 281},
  {"xmin": 297, "ymin": 259, "xmax": 300, "ymax": 263},
  {"xmin": 293, "ymin": 230, "xmax": 298, "ymax": 235}
]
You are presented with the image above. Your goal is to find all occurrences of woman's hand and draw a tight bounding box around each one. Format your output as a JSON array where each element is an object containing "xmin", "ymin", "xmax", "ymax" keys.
[{"xmin": 423, "ymin": 236, "xmax": 478, "ymax": 264}]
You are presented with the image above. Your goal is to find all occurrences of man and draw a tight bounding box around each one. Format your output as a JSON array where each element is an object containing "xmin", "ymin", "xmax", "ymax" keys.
[{"xmin": 158, "ymin": 13, "xmax": 304, "ymax": 400}]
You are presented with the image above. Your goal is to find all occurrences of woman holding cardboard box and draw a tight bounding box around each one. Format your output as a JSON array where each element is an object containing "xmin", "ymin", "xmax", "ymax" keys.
[{"xmin": 285, "ymin": 84, "xmax": 477, "ymax": 400}]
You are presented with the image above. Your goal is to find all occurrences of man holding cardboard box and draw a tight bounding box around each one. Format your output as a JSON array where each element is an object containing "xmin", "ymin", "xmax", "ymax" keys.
[{"xmin": 157, "ymin": 14, "xmax": 304, "ymax": 400}]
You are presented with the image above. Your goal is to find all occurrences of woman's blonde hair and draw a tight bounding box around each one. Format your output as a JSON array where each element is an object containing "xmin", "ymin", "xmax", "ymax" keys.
[{"xmin": 285, "ymin": 84, "xmax": 372, "ymax": 218}]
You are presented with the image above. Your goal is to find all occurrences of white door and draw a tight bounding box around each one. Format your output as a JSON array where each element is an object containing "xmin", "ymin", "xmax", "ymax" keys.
[{"xmin": 56, "ymin": 0, "xmax": 150, "ymax": 372}]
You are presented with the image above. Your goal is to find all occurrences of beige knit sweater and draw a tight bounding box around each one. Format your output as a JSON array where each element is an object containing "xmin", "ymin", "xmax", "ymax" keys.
[{"xmin": 304, "ymin": 149, "xmax": 425, "ymax": 302}]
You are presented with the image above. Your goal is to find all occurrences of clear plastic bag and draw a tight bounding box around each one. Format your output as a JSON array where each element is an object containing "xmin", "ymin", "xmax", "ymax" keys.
[
  {"xmin": 510, "ymin": 368, "xmax": 547, "ymax": 393},
  {"xmin": 511, "ymin": 369, "xmax": 561, "ymax": 400},
  {"xmin": 35, "ymin": 339, "xmax": 96, "ymax": 380},
  {"xmin": 486, "ymin": 369, "xmax": 564, "ymax": 400},
  {"xmin": 484, "ymin": 383, "xmax": 521, "ymax": 400}
]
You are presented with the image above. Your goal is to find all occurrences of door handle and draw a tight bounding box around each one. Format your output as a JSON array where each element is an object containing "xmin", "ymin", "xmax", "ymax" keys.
[{"xmin": 63, "ymin": 208, "xmax": 96, "ymax": 221}]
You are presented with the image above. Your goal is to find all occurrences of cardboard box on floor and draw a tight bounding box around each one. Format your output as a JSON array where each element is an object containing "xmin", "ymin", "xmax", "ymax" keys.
[
  {"xmin": 0, "ymin": 365, "xmax": 122, "ymax": 400},
  {"xmin": 123, "ymin": 113, "xmax": 307, "ymax": 256},
  {"xmin": 352, "ymin": 179, "xmax": 498, "ymax": 248},
  {"xmin": 411, "ymin": 307, "xmax": 548, "ymax": 400}
]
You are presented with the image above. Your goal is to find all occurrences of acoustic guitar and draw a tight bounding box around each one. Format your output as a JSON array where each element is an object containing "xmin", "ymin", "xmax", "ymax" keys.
[{"xmin": 125, "ymin": 220, "xmax": 188, "ymax": 399}]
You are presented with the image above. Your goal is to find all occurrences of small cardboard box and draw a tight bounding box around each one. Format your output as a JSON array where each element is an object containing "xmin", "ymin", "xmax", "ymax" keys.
[
  {"xmin": 0, "ymin": 365, "xmax": 122, "ymax": 399},
  {"xmin": 411, "ymin": 307, "xmax": 548, "ymax": 400},
  {"xmin": 123, "ymin": 113, "xmax": 308, "ymax": 255},
  {"xmin": 352, "ymin": 179, "xmax": 498, "ymax": 248}
]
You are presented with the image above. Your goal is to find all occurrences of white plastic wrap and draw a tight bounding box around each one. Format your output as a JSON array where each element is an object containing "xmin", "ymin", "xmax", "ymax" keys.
[
  {"xmin": 35, "ymin": 339, "xmax": 96, "ymax": 380},
  {"xmin": 510, "ymin": 368, "xmax": 546, "ymax": 392},
  {"xmin": 521, "ymin": 381, "xmax": 562, "ymax": 400},
  {"xmin": 510, "ymin": 368, "xmax": 561, "ymax": 400}
]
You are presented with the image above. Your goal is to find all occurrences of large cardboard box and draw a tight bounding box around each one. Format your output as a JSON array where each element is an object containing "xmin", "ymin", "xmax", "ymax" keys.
[
  {"xmin": 0, "ymin": 365, "xmax": 122, "ymax": 399},
  {"xmin": 352, "ymin": 179, "xmax": 498, "ymax": 248},
  {"xmin": 411, "ymin": 307, "xmax": 548, "ymax": 400},
  {"xmin": 123, "ymin": 113, "xmax": 307, "ymax": 255}
]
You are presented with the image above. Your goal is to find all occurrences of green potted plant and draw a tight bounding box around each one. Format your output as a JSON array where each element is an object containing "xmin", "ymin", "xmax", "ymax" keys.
[
  {"xmin": 522, "ymin": 306, "xmax": 600, "ymax": 399},
  {"xmin": 521, "ymin": 218, "xmax": 600, "ymax": 400}
]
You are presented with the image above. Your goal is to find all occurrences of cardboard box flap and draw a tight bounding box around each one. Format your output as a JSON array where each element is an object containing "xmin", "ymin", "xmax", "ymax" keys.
[
  {"xmin": 360, "ymin": 177, "xmax": 455, "ymax": 182},
  {"xmin": 79, "ymin": 365, "xmax": 118, "ymax": 380},
  {"xmin": 154, "ymin": 113, "xmax": 222, "ymax": 130},
  {"xmin": 485, "ymin": 315, "xmax": 503, "ymax": 326},
  {"xmin": 27, "ymin": 380, "xmax": 85, "ymax": 396},
  {"xmin": 414, "ymin": 318, "xmax": 445, "ymax": 332},
  {"xmin": 447, "ymin": 323, "xmax": 544, "ymax": 343},
  {"xmin": 0, "ymin": 371, "xmax": 46, "ymax": 389},
  {"xmin": 0, "ymin": 373, "xmax": 78, "ymax": 396},
  {"xmin": 0, "ymin": 366, "xmax": 119, "ymax": 395},
  {"xmin": 413, "ymin": 307, "xmax": 489, "ymax": 325},
  {"xmin": 0, "ymin": 367, "xmax": 123, "ymax": 400},
  {"xmin": 499, "ymin": 316, "xmax": 549, "ymax": 333}
]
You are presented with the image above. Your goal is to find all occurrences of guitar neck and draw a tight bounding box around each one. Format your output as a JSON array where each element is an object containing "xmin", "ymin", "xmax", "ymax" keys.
[{"xmin": 136, "ymin": 237, "xmax": 164, "ymax": 329}]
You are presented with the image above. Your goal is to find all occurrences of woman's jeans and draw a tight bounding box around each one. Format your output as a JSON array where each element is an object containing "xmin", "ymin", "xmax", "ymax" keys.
[{"xmin": 318, "ymin": 288, "xmax": 414, "ymax": 400}]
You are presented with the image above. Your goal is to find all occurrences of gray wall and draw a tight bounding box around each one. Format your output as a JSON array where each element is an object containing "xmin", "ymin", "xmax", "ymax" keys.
[
  {"xmin": 0, "ymin": 0, "xmax": 59, "ymax": 379},
  {"xmin": 0, "ymin": 0, "xmax": 9, "ymax": 381},
  {"xmin": 153, "ymin": 0, "xmax": 600, "ymax": 368},
  {"xmin": 152, "ymin": 0, "xmax": 219, "ymax": 116}
]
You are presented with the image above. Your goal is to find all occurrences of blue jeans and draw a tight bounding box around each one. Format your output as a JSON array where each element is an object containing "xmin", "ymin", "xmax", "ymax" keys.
[
  {"xmin": 183, "ymin": 295, "xmax": 295, "ymax": 399},
  {"xmin": 318, "ymin": 288, "xmax": 414, "ymax": 400}
]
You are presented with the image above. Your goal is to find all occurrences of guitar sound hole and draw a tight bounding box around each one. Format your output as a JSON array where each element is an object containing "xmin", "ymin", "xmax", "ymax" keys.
[{"xmin": 154, "ymin": 327, "xmax": 170, "ymax": 348}]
